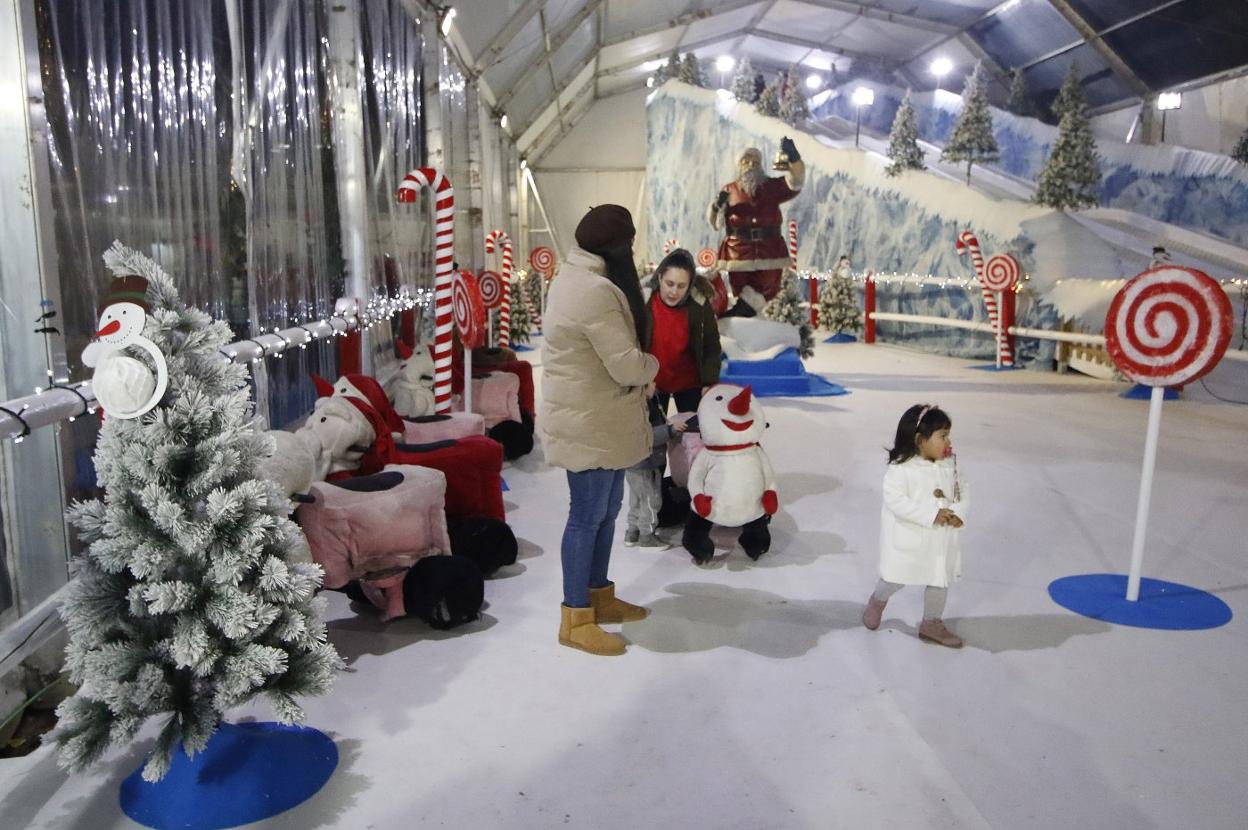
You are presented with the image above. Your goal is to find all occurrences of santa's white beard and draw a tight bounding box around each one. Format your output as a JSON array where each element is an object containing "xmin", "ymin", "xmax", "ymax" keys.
[{"xmin": 737, "ymin": 168, "xmax": 765, "ymax": 198}]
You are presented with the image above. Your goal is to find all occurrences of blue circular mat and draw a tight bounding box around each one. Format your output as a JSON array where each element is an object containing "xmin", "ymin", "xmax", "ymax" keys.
[
  {"xmin": 1048, "ymin": 574, "xmax": 1232, "ymax": 630},
  {"xmin": 120, "ymin": 722, "xmax": 337, "ymax": 830}
]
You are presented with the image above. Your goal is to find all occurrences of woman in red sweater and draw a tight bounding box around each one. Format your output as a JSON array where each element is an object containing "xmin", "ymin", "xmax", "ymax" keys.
[{"xmin": 644, "ymin": 249, "xmax": 722, "ymax": 414}]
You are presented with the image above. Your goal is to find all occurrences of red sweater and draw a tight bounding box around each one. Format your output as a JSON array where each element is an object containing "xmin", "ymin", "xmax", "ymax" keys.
[{"xmin": 650, "ymin": 293, "xmax": 699, "ymax": 393}]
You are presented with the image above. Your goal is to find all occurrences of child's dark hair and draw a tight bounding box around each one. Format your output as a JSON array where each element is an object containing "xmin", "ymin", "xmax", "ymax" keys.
[
  {"xmin": 886, "ymin": 404, "xmax": 952, "ymax": 464},
  {"xmin": 655, "ymin": 248, "xmax": 697, "ymax": 283}
]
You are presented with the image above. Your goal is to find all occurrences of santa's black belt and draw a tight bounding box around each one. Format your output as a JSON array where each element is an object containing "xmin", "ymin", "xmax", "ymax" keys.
[{"xmin": 726, "ymin": 227, "xmax": 782, "ymax": 240}]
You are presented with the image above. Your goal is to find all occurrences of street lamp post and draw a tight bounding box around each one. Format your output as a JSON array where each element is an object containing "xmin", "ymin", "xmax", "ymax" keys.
[{"xmin": 852, "ymin": 86, "xmax": 874, "ymax": 148}]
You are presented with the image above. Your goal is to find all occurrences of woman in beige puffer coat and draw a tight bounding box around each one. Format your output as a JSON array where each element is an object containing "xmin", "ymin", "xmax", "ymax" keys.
[{"xmin": 539, "ymin": 204, "xmax": 658, "ymax": 656}]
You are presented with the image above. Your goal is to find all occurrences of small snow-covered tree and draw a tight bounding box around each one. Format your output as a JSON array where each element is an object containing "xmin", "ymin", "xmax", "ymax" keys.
[
  {"xmin": 779, "ymin": 65, "xmax": 811, "ymax": 125},
  {"xmin": 505, "ymin": 278, "xmax": 532, "ymax": 344},
  {"xmin": 1034, "ymin": 104, "xmax": 1102, "ymax": 210},
  {"xmin": 1232, "ymin": 127, "xmax": 1248, "ymax": 164},
  {"xmin": 1051, "ymin": 62, "xmax": 1087, "ymax": 123},
  {"xmin": 731, "ymin": 56, "xmax": 757, "ymax": 103},
  {"xmin": 762, "ymin": 270, "xmax": 815, "ymax": 357},
  {"xmin": 679, "ymin": 53, "xmax": 705, "ymax": 87},
  {"xmin": 755, "ymin": 73, "xmax": 782, "ymax": 118},
  {"xmin": 885, "ymin": 90, "xmax": 926, "ymax": 176},
  {"xmin": 662, "ymin": 52, "xmax": 681, "ymax": 86},
  {"xmin": 818, "ymin": 272, "xmax": 862, "ymax": 334},
  {"xmin": 54, "ymin": 243, "xmax": 340, "ymax": 781},
  {"xmin": 1006, "ymin": 68, "xmax": 1036, "ymax": 118},
  {"xmin": 941, "ymin": 61, "xmax": 999, "ymax": 185}
]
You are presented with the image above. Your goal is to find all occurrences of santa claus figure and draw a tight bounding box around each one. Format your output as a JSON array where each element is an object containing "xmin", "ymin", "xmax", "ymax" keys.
[
  {"xmin": 681, "ymin": 384, "xmax": 778, "ymax": 564},
  {"xmin": 707, "ymin": 137, "xmax": 805, "ymax": 317}
]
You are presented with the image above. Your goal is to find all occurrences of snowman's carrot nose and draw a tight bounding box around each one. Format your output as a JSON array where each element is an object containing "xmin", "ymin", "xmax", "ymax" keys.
[
  {"xmin": 728, "ymin": 385, "xmax": 752, "ymax": 416},
  {"xmin": 96, "ymin": 320, "xmax": 121, "ymax": 337}
]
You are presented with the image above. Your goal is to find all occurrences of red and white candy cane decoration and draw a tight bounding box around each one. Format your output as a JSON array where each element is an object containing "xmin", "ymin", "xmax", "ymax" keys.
[
  {"xmin": 663, "ymin": 239, "xmax": 678, "ymax": 256},
  {"xmin": 1104, "ymin": 266, "xmax": 1233, "ymax": 601},
  {"xmin": 397, "ymin": 167, "xmax": 454, "ymax": 413},
  {"xmin": 787, "ymin": 220, "xmax": 798, "ymax": 269},
  {"xmin": 696, "ymin": 247, "xmax": 717, "ymax": 269},
  {"xmin": 529, "ymin": 246, "xmax": 555, "ymax": 275},
  {"xmin": 955, "ymin": 230, "xmax": 1013, "ymax": 366},
  {"xmin": 485, "ymin": 230, "xmax": 513, "ymax": 347}
]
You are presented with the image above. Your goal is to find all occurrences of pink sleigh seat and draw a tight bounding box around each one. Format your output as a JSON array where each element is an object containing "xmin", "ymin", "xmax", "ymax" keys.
[
  {"xmin": 296, "ymin": 464, "xmax": 451, "ymax": 621},
  {"xmin": 401, "ymin": 411, "xmax": 486, "ymax": 443},
  {"xmin": 469, "ymin": 371, "xmax": 522, "ymax": 429},
  {"xmin": 666, "ymin": 412, "xmax": 704, "ymax": 490}
]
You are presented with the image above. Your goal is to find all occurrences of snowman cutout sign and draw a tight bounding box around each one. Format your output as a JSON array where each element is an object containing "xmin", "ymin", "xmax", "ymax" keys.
[
  {"xmin": 82, "ymin": 275, "xmax": 168, "ymax": 419},
  {"xmin": 681, "ymin": 384, "xmax": 778, "ymax": 564}
]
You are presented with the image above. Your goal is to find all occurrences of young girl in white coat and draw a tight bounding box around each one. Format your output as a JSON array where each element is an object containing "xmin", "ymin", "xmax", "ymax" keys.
[{"xmin": 862, "ymin": 404, "xmax": 969, "ymax": 648}]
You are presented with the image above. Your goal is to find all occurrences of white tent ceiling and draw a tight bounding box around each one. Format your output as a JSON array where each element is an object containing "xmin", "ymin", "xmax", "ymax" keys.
[{"xmin": 433, "ymin": 0, "xmax": 1247, "ymax": 162}]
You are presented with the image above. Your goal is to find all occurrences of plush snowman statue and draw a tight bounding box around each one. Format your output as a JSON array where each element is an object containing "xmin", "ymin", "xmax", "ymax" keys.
[
  {"xmin": 681, "ymin": 383, "xmax": 778, "ymax": 564},
  {"xmin": 388, "ymin": 340, "xmax": 436, "ymax": 418},
  {"xmin": 81, "ymin": 275, "xmax": 168, "ymax": 419}
]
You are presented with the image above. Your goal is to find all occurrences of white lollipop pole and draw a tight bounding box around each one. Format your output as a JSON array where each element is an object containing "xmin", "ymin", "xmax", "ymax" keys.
[
  {"xmin": 1126, "ymin": 385, "xmax": 1165, "ymax": 601},
  {"xmin": 995, "ymin": 289, "xmax": 1003, "ymax": 369},
  {"xmin": 464, "ymin": 348, "xmax": 474, "ymax": 415}
]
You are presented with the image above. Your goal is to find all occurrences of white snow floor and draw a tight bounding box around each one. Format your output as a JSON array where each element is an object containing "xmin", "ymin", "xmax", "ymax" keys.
[{"xmin": 2, "ymin": 341, "xmax": 1247, "ymax": 829}]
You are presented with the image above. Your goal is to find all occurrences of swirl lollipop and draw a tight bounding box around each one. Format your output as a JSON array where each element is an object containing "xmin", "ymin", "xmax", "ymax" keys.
[
  {"xmin": 697, "ymin": 247, "xmax": 717, "ymax": 269},
  {"xmin": 478, "ymin": 269, "xmax": 504, "ymax": 310},
  {"xmin": 981, "ymin": 253, "xmax": 1020, "ymax": 292},
  {"xmin": 452, "ymin": 270, "xmax": 486, "ymax": 350},
  {"xmin": 529, "ymin": 246, "xmax": 555, "ymax": 276},
  {"xmin": 1104, "ymin": 265, "xmax": 1232, "ymax": 602}
]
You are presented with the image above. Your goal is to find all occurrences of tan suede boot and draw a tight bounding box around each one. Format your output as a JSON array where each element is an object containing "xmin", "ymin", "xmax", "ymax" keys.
[
  {"xmin": 559, "ymin": 605, "xmax": 626, "ymax": 655},
  {"xmin": 918, "ymin": 619, "xmax": 964, "ymax": 648},
  {"xmin": 589, "ymin": 583, "xmax": 649, "ymax": 624},
  {"xmin": 862, "ymin": 595, "xmax": 888, "ymax": 630}
]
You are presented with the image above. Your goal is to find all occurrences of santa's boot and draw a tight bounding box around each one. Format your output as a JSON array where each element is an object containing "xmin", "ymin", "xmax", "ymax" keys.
[
  {"xmin": 589, "ymin": 582, "xmax": 649, "ymax": 624},
  {"xmin": 682, "ymin": 514, "xmax": 715, "ymax": 564},
  {"xmin": 559, "ymin": 605, "xmax": 626, "ymax": 655},
  {"xmin": 721, "ymin": 298, "xmax": 756, "ymax": 318},
  {"xmin": 739, "ymin": 515, "xmax": 771, "ymax": 561}
]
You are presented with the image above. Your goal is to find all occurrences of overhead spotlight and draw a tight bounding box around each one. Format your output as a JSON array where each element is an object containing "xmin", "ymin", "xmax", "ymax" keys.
[
  {"xmin": 500, "ymin": 114, "xmax": 509, "ymax": 131},
  {"xmin": 716, "ymin": 56, "xmax": 735, "ymax": 73},
  {"xmin": 519, "ymin": 158, "xmax": 528, "ymax": 170},
  {"xmin": 852, "ymin": 86, "xmax": 874, "ymax": 107},
  {"xmin": 440, "ymin": 7, "xmax": 456, "ymax": 36},
  {"xmin": 805, "ymin": 74, "xmax": 823, "ymax": 91},
  {"xmin": 930, "ymin": 57, "xmax": 952, "ymax": 78},
  {"xmin": 1156, "ymin": 92, "xmax": 1181, "ymax": 111}
]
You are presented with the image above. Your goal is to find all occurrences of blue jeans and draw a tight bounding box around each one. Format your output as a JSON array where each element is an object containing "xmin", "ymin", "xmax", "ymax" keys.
[{"xmin": 562, "ymin": 468, "xmax": 625, "ymax": 607}]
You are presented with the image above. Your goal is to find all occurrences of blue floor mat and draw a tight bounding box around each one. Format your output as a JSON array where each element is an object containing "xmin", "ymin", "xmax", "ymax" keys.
[{"xmin": 721, "ymin": 348, "xmax": 849, "ymax": 397}]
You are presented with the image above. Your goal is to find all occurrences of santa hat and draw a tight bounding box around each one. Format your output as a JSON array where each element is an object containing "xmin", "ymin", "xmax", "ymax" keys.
[
  {"xmin": 99, "ymin": 275, "xmax": 151, "ymax": 314},
  {"xmin": 396, "ymin": 340, "xmax": 413, "ymax": 360},
  {"xmin": 341, "ymin": 395, "xmax": 395, "ymax": 476}
]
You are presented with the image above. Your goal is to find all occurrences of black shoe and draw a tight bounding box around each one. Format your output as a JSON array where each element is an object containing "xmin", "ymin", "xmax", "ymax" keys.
[{"xmin": 721, "ymin": 299, "xmax": 756, "ymax": 319}]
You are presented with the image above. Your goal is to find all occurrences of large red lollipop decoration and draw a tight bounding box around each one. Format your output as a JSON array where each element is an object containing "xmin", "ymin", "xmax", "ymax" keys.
[
  {"xmin": 397, "ymin": 167, "xmax": 454, "ymax": 414},
  {"xmin": 981, "ymin": 253, "xmax": 1020, "ymax": 293},
  {"xmin": 485, "ymin": 230, "xmax": 513, "ymax": 347},
  {"xmin": 452, "ymin": 269, "xmax": 486, "ymax": 415},
  {"xmin": 696, "ymin": 247, "xmax": 717, "ymax": 269},
  {"xmin": 478, "ymin": 270, "xmax": 504, "ymax": 310},
  {"xmin": 528, "ymin": 246, "xmax": 555, "ymax": 276},
  {"xmin": 956, "ymin": 230, "xmax": 1013, "ymax": 367},
  {"xmin": 1105, "ymin": 265, "xmax": 1232, "ymax": 601}
]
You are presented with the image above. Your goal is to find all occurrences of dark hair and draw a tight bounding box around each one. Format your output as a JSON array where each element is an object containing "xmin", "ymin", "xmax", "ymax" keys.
[
  {"xmin": 886, "ymin": 404, "xmax": 952, "ymax": 464},
  {"xmin": 654, "ymin": 249, "xmax": 697, "ymax": 304}
]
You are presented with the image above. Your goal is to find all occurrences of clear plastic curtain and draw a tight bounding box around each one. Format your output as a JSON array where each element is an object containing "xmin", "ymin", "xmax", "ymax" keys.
[
  {"xmin": 240, "ymin": 0, "xmax": 341, "ymax": 427},
  {"xmin": 36, "ymin": 0, "xmax": 232, "ymax": 377},
  {"xmin": 440, "ymin": 46, "xmax": 473, "ymax": 270}
]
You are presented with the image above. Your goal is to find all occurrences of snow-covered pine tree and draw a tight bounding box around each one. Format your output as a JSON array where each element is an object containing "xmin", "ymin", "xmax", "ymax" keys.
[
  {"xmin": 679, "ymin": 53, "xmax": 705, "ymax": 87},
  {"xmin": 818, "ymin": 273, "xmax": 862, "ymax": 334},
  {"xmin": 523, "ymin": 269, "xmax": 544, "ymax": 327},
  {"xmin": 1006, "ymin": 68, "xmax": 1036, "ymax": 118},
  {"xmin": 762, "ymin": 270, "xmax": 815, "ymax": 357},
  {"xmin": 731, "ymin": 56, "xmax": 756, "ymax": 103},
  {"xmin": 779, "ymin": 65, "xmax": 810, "ymax": 125},
  {"xmin": 1050, "ymin": 62, "xmax": 1086, "ymax": 123},
  {"xmin": 885, "ymin": 90, "xmax": 926, "ymax": 176},
  {"xmin": 1034, "ymin": 104, "xmax": 1102, "ymax": 210},
  {"xmin": 507, "ymin": 278, "xmax": 532, "ymax": 344},
  {"xmin": 940, "ymin": 61, "xmax": 999, "ymax": 185},
  {"xmin": 755, "ymin": 73, "xmax": 782, "ymax": 118},
  {"xmin": 54, "ymin": 242, "xmax": 340, "ymax": 782},
  {"xmin": 1232, "ymin": 126, "xmax": 1248, "ymax": 164},
  {"xmin": 651, "ymin": 60, "xmax": 669, "ymax": 87}
]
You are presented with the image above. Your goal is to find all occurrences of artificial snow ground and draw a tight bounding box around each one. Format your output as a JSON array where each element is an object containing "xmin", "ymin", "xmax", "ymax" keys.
[{"xmin": 3, "ymin": 341, "xmax": 1247, "ymax": 829}]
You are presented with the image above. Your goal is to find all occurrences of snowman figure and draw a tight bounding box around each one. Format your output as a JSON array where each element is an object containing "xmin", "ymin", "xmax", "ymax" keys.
[
  {"xmin": 681, "ymin": 384, "xmax": 778, "ymax": 564},
  {"xmin": 82, "ymin": 275, "xmax": 168, "ymax": 419},
  {"xmin": 388, "ymin": 340, "xmax": 436, "ymax": 418}
]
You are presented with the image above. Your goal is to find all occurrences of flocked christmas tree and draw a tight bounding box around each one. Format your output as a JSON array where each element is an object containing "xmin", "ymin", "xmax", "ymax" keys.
[
  {"xmin": 941, "ymin": 61, "xmax": 999, "ymax": 185},
  {"xmin": 1050, "ymin": 62, "xmax": 1087, "ymax": 123},
  {"xmin": 523, "ymin": 270, "xmax": 545, "ymax": 332},
  {"xmin": 885, "ymin": 90, "xmax": 926, "ymax": 176},
  {"xmin": 1034, "ymin": 102, "xmax": 1101, "ymax": 210},
  {"xmin": 55, "ymin": 242, "xmax": 340, "ymax": 781},
  {"xmin": 755, "ymin": 73, "xmax": 782, "ymax": 118},
  {"xmin": 731, "ymin": 56, "xmax": 756, "ymax": 103},
  {"xmin": 1232, "ymin": 126, "xmax": 1248, "ymax": 164},
  {"xmin": 663, "ymin": 52, "xmax": 682, "ymax": 86},
  {"xmin": 501, "ymin": 277, "xmax": 532, "ymax": 345},
  {"xmin": 818, "ymin": 272, "xmax": 862, "ymax": 335},
  {"xmin": 1006, "ymin": 68, "xmax": 1036, "ymax": 118},
  {"xmin": 762, "ymin": 270, "xmax": 815, "ymax": 357},
  {"xmin": 779, "ymin": 65, "xmax": 810, "ymax": 125},
  {"xmin": 678, "ymin": 53, "xmax": 705, "ymax": 88}
]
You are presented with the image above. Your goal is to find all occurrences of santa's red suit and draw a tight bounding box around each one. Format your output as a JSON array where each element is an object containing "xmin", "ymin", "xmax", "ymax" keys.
[{"xmin": 707, "ymin": 147, "xmax": 805, "ymax": 313}]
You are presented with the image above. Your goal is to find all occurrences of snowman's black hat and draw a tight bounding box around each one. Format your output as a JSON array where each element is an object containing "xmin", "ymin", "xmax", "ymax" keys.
[{"xmin": 99, "ymin": 275, "xmax": 150, "ymax": 314}]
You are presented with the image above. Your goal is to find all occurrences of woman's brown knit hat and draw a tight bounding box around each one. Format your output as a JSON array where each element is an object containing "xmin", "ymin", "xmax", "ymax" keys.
[{"xmin": 574, "ymin": 204, "xmax": 635, "ymax": 254}]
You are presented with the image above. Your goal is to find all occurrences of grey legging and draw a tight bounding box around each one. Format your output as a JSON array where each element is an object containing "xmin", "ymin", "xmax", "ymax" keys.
[{"xmin": 872, "ymin": 579, "xmax": 948, "ymax": 621}]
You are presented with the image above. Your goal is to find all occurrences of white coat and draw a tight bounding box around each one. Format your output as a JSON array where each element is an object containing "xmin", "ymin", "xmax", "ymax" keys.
[{"xmin": 878, "ymin": 456, "xmax": 970, "ymax": 587}]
